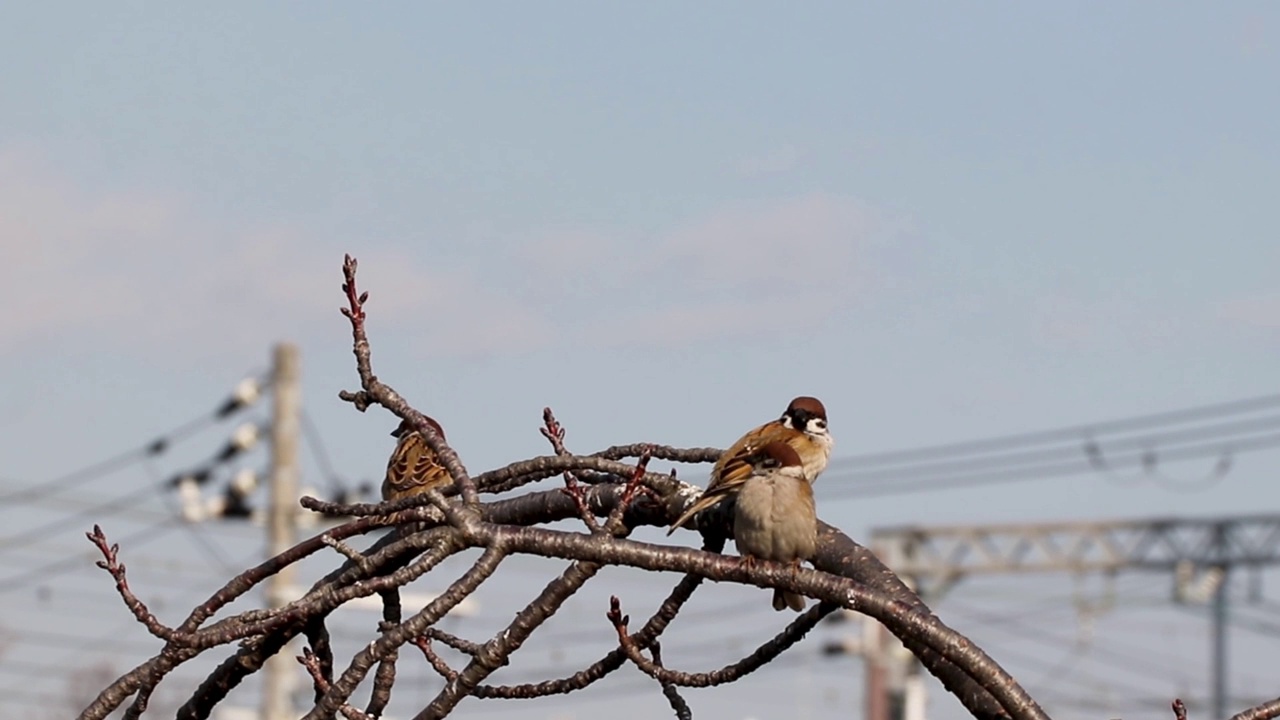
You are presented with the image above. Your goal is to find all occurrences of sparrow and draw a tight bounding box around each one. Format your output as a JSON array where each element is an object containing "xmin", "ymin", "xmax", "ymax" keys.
[
  {"xmin": 732, "ymin": 441, "xmax": 818, "ymax": 611},
  {"xmin": 382, "ymin": 416, "xmax": 451, "ymax": 503},
  {"xmin": 667, "ymin": 396, "xmax": 831, "ymax": 534}
]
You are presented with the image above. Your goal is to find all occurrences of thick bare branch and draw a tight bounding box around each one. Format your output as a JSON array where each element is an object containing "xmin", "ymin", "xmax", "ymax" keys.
[
  {"xmin": 366, "ymin": 589, "xmax": 403, "ymax": 717},
  {"xmin": 650, "ymin": 643, "xmax": 694, "ymax": 720},
  {"xmin": 450, "ymin": 520, "xmax": 1047, "ymax": 720},
  {"xmin": 1232, "ymin": 699, "xmax": 1280, "ymax": 720}
]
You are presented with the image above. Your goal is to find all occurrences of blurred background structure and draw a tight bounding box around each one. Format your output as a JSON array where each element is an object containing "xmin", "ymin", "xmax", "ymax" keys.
[{"xmin": 1, "ymin": 4, "xmax": 1278, "ymax": 719}]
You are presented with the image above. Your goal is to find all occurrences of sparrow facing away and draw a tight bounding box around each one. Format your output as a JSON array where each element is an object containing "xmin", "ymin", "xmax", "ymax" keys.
[
  {"xmin": 666, "ymin": 396, "xmax": 832, "ymax": 534},
  {"xmin": 732, "ymin": 440, "xmax": 818, "ymax": 612},
  {"xmin": 382, "ymin": 416, "xmax": 451, "ymax": 503}
]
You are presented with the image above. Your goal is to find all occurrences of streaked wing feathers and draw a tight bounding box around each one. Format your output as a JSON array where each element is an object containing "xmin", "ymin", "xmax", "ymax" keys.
[
  {"xmin": 383, "ymin": 431, "xmax": 450, "ymax": 500},
  {"xmin": 665, "ymin": 421, "xmax": 803, "ymax": 534},
  {"xmin": 712, "ymin": 422, "xmax": 804, "ymax": 491}
]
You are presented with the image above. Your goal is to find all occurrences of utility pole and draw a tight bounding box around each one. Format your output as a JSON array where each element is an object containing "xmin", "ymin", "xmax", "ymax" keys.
[
  {"xmin": 262, "ymin": 343, "xmax": 301, "ymax": 720},
  {"xmin": 864, "ymin": 540, "xmax": 927, "ymax": 720},
  {"xmin": 1211, "ymin": 523, "xmax": 1229, "ymax": 720},
  {"xmin": 864, "ymin": 586, "xmax": 889, "ymax": 720}
]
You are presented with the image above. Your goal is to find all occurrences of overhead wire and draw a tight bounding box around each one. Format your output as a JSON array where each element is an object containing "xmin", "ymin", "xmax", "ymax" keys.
[
  {"xmin": 943, "ymin": 598, "xmax": 1191, "ymax": 684},
  {"xmin": 0, "ymin": 482, "xmax": 166, "ymax": 553},
  {"xmin": 301, "ymin": 407, "xmax": 345, "ymax": 496},
  {"xmin": 825, "ymin": 392, "xmax": 1280, "ymax": 471},
  {"xmin": 1, "ymin": 419, "xmax": 269, "ymax": 556},
  {"xmin": 146, "ymin": 457, "xmax": 240, "ymax": 574},
  {"xmin": 822, "ymin": 430, "xmax": 1280, "ymax": 501},
  {"xmin": 0, "ymin": 517, "xmax": 185, "ymax": 593},
  {"xmin": 0, "ymin": 415, "xmax": 212, "ymax": 506},
  {"xmin": 0, "ymin": 371, "xmax": 265, "ymax": 506},
  {"xmin": 830, "ymin": 413, "xmax": 1280, "ymax": 485}
]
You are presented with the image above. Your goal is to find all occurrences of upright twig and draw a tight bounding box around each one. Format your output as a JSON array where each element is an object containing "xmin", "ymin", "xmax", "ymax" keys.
[
  {"xmin": 542, "ymin": 407, "xmax": 601, "ymax": 532},
  {"xmin": 366, "ymin": 589, "xmax": 403, "ymax": 717},
  {"xmin": 87, "ymin": 525, "xmax": 175, "ymax": 641},
  {"xmin": 337, "ymin": 254, "xmax": 480, "ymax": 508}
]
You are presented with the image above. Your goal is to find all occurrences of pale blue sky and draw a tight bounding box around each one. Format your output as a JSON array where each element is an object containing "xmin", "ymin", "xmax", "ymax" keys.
[{"xmin": 1, "ymin": 4, "xmax": 1278, "ymax": 719}]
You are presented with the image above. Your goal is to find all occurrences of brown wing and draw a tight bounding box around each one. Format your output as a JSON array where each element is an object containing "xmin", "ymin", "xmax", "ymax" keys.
[
  {"xmin": 382, "ymin": 430, "xmax": 451, "ymax": 501},
  {"xmin": 710, "ymin": 421, "xmax": 805, "ymax": 491},
  {"xmin": 666, "ymin": 421, "xmax": 803, "ymax": 534}
]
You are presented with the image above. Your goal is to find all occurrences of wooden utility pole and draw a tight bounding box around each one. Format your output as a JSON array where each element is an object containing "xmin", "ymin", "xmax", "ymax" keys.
[{"xmin": 262, "ymin": 343, "xmax": 301, "ymax": 720}]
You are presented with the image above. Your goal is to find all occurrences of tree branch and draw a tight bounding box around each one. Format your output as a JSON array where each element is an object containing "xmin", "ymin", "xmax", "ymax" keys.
[
  {"xmin": 450, "ymin": 519, "xmax": 1049, "ymax": 720},
  {"xmin": 609, "ymin": 595, "xmax": 834, "ymax": 687},
  {"xmin": 303, "ymin": 546, "xmax": 508, "ymax": 720},
  {"xmin": 1232, "ymin": 699, "xmax": 1280, "ymax": 720},
  {"xmin": 87, "ymin": 524, "xmax": 175, "ymax": 641},
  {"xmin": 366, "ymin": 589, "xmax": 402, "ymax": 717},
  {"xmin": 78, "ymin": 253, "xmax": 1200, "ymax": 720},
  {"xmin": 650, "ymin": 642, "xmax": 694, "ymax": 720},
  {"xmin": 337, "ymin": 254, "xmax": 480, "ymax": 507},
  {"xmin": 298, "ymin": 647, "xmax": 372, "ymax": 720}
]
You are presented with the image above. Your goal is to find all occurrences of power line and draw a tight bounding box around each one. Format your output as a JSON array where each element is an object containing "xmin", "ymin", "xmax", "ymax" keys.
[
  {"xmin": 826, "ymin": 393, "xmax": 1280, "ymax": 471},
  {"xmin": 0, "ymin": 417, "xmax": 207, "ymax": 505},
  {"xmin": 828, "ymin": 414, "xmax": 1280, "ymax": 486},
  {"xmin": 0, "ymin": 482, "xmax": 165, "ymax": 553},
  {"xmin": 149, "ymin": 458, "xmax": 239, "ymax": 574},
  {"xmin": 0, "ymin": 374, "xmax": 265, "ymax": 506},
  {"xmin": 944, "ymin": 601, "xmax": 1190, "ymax": 686},
  {"xmin": 300, "ymin": 407, "xmax": 343, "ymax": 496},
  {"xmin": 822, "ymin": 430, "xmax": 1280, "ymax": 501},
  {"xmin": 0, "ymin": 518, "xmax": 184, "ymax": 594},
  {"xmin": 0, "ymin": 423, "xmax": 269, "ymax": 556}
]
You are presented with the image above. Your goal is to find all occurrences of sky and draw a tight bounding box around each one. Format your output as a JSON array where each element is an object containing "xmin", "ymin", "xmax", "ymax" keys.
[{"xmin": 1, "ymin": 3, "xmax": 1278, "ymax": 719}]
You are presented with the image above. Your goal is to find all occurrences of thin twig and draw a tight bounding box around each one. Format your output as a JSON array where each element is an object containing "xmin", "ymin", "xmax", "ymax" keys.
[
  {"xmin": 608, "ymin": 596, "xmax": 834, "ymax": 687},
  {"xmin": 298, "ymin": 648, "xmax": 372, "ymax": 720},
  {"xmin": 322, "ymin": 534, "xmax": 375, "ymax": 573},
  {"xmin": 543, "ymin": 407, "xmax": 603, "ymax": 533},
  {"xmin": 413, "ymin": 636, "xmax": 460, "ymax": 682},
  {"xmin": 603, "ymin": 448, "xmax": 657, "ymax": 533},
  {"xmin": 413, "ymin": 560, "xmax": 604, "ymax": 720},
  {"xmin": 302, "ymin": 546, "xmax": 508, "ymax": 720},
  {"xmin": 424, "ymin": 628, "xmax": 481, "ymax": 656},
  {"xmin": 303, "ymin": 618, "xmax": 334, "ymax": 704},
  {"xmin": 87, "ymin": 524, "xmax": 176, "ymax": 641},
  {"xmin": 175, "ymin": 531, "xmax": 464, "ymax": 650},
  {"xmin": 337, "ymin": 254, "xmax": 480, "ymax": 508}
]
